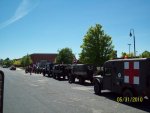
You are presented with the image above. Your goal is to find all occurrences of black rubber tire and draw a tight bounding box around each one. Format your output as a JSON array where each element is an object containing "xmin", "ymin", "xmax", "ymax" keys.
[
  {"xmin": 57, "ymin": 75, "xmax": 61, "ymax": 80},
  {"xmin": 47, "ymin": 73, "xmax": 50, "ymax": 77},
  {"xmin": 90, "ymin": 78, "xmax": 93, "ymax": 84},
  {"xmin": 71, "ymin": 77, "xmax": 75, "ymax": 83},
  {"xmin": 68, "ymin": 74, "xmax": 72, "ymax": 83},
  {"xmin": 63, "ymin": 75, "xmax": 66, "ymax": 80},
  {"xmin": 68, "ymin": 74, "xmax": 75, "ymax": 83},
  {"xmin": 123, "ymin": 89, "xmax": 133, "ymax": 97},
  {"xmin": 94, "ymin": 81, "xmax": 101, "ymax": 95},
  {"xmin": 79, "ymin": 77, "xmax": 85, "ymax": 85},
  {"xmin": 53, "ymin": 74, "xmax": 56, "ymax": 79}
]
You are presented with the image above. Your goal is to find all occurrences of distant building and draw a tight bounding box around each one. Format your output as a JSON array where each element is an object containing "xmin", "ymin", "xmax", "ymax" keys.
[{"xmin": 30, "ymin": 53, "xmax": 57, "ymax": 64}]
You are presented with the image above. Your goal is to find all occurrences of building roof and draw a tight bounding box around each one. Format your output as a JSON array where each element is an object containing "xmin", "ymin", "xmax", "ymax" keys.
[{"xmin": 30, "ymin": 53, "xmax": 58, "ymax": 64}]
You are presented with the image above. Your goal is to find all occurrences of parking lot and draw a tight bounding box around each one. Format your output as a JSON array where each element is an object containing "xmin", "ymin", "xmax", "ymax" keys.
[{"xmin": 1, "ymin": 67, "xmax": 150, "ymax": 113}]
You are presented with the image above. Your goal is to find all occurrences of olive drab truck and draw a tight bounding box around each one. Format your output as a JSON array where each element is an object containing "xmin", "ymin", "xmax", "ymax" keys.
[{"xmin": 93, "ymin": 58, "xmax": 150, "ymax": 99}]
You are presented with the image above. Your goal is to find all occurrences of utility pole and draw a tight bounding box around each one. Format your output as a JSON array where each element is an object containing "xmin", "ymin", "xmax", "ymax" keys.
[{"xmin": 129, "ymin": 29, "xmax": 136, "ymax": 57}]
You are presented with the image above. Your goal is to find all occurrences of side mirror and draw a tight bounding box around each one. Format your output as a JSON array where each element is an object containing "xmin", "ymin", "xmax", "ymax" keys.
[{"xmin": 0, "ymin": 71, "xmax": 4, "ymax": 113}]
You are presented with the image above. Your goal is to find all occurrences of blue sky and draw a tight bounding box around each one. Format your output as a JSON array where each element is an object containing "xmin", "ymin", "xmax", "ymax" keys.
[{"xmin": 0, "ymin": 0, "xmax": 150, "ymax": 59}]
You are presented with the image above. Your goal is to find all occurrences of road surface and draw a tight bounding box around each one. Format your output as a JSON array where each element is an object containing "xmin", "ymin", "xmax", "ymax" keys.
[{"xmin": 1, "ymin": 67, "xmax": 149, "ymax": 113}]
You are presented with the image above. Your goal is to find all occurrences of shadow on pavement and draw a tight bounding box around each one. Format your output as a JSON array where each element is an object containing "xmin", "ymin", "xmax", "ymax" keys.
[{"xmin": 72, "ymin": 81, "xmax": 93, "ymax": 86}]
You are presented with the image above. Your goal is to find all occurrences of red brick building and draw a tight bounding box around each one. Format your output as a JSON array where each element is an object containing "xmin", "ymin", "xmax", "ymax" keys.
[{"xmin": 30, "ymin": 53, "xmax": 57, "ymax": 64}]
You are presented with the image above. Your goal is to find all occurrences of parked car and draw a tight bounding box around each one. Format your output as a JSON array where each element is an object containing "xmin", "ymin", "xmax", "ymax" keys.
[
  {"xmin": 10, "ymin": 65, "xmax": 16, "ymax": 70},
  {"xmin": 2, "ymin": 65, "xmax": 8, "ymax": 68}
]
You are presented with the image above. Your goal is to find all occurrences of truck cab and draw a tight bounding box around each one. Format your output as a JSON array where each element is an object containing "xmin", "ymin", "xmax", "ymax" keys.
[{"xmin": 94, "ymin": 58, "xmax": 150, "ymax": 99}]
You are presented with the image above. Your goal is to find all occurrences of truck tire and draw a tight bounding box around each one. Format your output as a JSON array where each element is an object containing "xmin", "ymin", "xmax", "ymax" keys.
[
  {"xmin": 90, "ymin": 78, "xmax": 93, "ymax": 84},
  {"xmin": 63, "ymin": 75, "xmax": 66, "ymax": 80},
  {"xmin": 94, "ymin": 81, "xmax": 101, "ymax": 95},
  {"xmin": 79, "ymin": 77, "xmax": 85, "ymax": 85},
  {"xmin": 53, "ymin": 74, "xmax": 56, "ymax": 79},
  {"xmin": 57, "ymin": 75, "xmax": 61, "ymax": 80},
  {"xmin": 68, "ymin": 74, "xmax": 71, "ymax": 83},
  {"xmin": 68, "ymin": 74, "xmax": 75, "ymax": 83},
  {"xmin": 123, "ymin": 89, "xmax": 133, "ymax": 97}
]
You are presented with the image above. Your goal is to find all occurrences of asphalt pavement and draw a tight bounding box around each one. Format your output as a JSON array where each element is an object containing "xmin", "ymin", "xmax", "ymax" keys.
[{"xmin": 1, "ymin": 67, "xmax": 150, "ymax": 113}]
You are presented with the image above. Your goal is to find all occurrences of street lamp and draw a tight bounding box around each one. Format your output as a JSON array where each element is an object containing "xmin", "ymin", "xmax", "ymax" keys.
[
  {"xmin": 128, "ymin": 44, "xmax": 131, "ymax": 55},
  {"xmin": 129, "ymin": 29, "xmax": 136, "ymax": 57}
]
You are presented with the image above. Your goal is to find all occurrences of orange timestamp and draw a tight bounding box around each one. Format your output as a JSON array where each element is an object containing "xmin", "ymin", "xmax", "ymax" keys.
[{"xmin": 116, "ymin": 96, "xmax": 143, "ymax": 103}]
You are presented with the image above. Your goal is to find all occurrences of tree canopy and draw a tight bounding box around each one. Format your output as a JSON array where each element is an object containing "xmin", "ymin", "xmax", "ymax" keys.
[
  {"xmin": 56, "ymin": 48, "xmax": 74, "ymax": 64},
  {"xmin": 13, "ymin": 60, "xmax": 21, "ymax": 67},
  {"xmin": 2, "ymin": 58, "xmax": 12, "ymax": 67},
  {"xmin": 139, "ymin": 51, "xmax": 150, "ymax": 58},
  {"xmin": 79, "ymin": 24, "xmax": 114, "ymax": 65},
  {"xmin": 21, "ymin": 54, "xmax": 32, "ymax": 67},
  {"xmin": 121, "ymin": 52, "xmax": 134, "ymax": 58}
]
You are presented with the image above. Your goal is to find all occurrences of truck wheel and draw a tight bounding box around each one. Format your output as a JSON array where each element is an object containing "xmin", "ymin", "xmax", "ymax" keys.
[
  {"xmin": 72, "ymin": 77, "xmax": 75, "ymax": 83},
  {"xmin": 68, "ymin": 74, "xmax": 75, "ymax": 83},
  {"xmin": 68, "ymin": 74, "xmax": 71, "ymax": 83},
  {"xmin": 79, "ymin": 78, "xmax": 85, "ymax": 85},
  {"xmin": 63, "ymin": 75, "xmax": 66, "ymax": 80},
  {"xmin": 53, "ymin": 74, "xmax": 56, "ymax": 79},
  {"xmin": 90, "ymin": 78, "xmax": 93, "ymax": 84},
  {"xmin": 57, "ymin": 76, "xmax": 61, "ymax": 80},
  {"xmin": 123, "ymin": 89, "xmax": 133, "ymax": 97},
  {"xmin": 94, "ymin": 81, "xmax": 101, "ymax": 95}
]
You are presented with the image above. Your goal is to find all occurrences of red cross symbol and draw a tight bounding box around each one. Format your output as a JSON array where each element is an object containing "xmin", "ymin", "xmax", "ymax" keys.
[{"xmin": 124, "ymin": 62, "xmax": 139, "ymax": 84}]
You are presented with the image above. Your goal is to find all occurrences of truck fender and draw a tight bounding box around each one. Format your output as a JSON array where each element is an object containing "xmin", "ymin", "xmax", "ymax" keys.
[
  {"xmin": 122, "ymin": 87, "xmax": 137, "ymax": 97},
  {"xmin": 94, "ymin": 78, "xmax": 101, "ymax": 84}
]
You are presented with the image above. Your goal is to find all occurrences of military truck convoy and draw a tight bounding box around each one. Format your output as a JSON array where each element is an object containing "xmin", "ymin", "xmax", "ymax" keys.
[{"xmin": 25, "ymin": 58, "xmax": 150, "ymax": 100}]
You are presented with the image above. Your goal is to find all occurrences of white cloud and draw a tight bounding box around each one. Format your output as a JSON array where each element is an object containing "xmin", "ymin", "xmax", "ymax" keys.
[{"xmin": 0, "ymin": 0, "xmax": 40, "ymax": 29}]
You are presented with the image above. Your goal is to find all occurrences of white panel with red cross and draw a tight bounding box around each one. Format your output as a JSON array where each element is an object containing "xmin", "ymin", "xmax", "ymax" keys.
[{"xmin": 124, "ymin": 61, "xmax": 140, "ymax": 85}]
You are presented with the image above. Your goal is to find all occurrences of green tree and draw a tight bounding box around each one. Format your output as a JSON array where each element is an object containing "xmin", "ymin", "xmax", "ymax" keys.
[
  {"xmin": 56, "ymin": 48, "xmax": 74, "ymax": 64},
  {"xmin": 110, "ymin": 50, "xmax": 117, "ymax": 59},
  {"xmin": 121, "ymin": 52, "xmax": 134, "ymax": 58},
  {"xmin": 21, "ymin": 54, "xmax": 32, "ymax": 67},
  {"xmin": 3, "ymin": 58, "xmax": 12, "ymax": 67},
  {"xmin": 140, "ymin": 51, "xmax": 150, "ymax": 58},
  {"xmin": 79, "ymin": 24, "xmax": 114, "ymax": 65},
  {"xmin": 13, "ymin": 60, "xmax": 21, "ymax": 67},
  {"xmin": 0, "ymin": 59, "xmax": 3, "ymax": 66}
]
